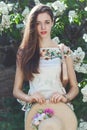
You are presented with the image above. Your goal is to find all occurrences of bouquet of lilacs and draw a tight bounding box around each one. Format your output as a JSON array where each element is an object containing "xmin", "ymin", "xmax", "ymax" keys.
[
  {"xmin": 0, "ymin": 1, "xmax": 30, "ymax": 35},
  {"xmin": 63, "ymin": 46, "xmax": 87, "ymax": 74},
  {"xmin": 71, "ymin": 47, "xmax": 87, "ymax": 74},
  {"xmin": 0, "ymin": 1, "xmax": 13, "ymax": 34},
  {"xmin": 32, "ymin": 108, "xmax": 54, "ymax": 130}
]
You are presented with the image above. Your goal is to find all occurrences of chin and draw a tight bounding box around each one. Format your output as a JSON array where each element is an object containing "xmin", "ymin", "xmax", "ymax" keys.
[{"xmin": 39, "ymin": 34, "xmax": 48, "ymax": 39}]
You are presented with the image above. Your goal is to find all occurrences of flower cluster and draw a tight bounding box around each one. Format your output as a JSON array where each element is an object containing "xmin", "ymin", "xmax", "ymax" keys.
[
  {"xmin": 71, "ymin": 47, "xmax": 87, "ymax": 73},
  {"xmin": 78, "ymin": 119, "xmax": 87, "ymax": 130},
  {"xmin": 81, "ymin": 85, "xmax": 87, "ymax": 102},
  {"xmin": 68, "ymin": 10, "xmax": 77, "ymax": 23},
  {"xmin": 0, "ymin": 1, "xmax": 13, "ymax": 34},
  {"xmin": 51, "ymin": 0, "xmax": 67, "ymax": 16},
  {"xmin": 83, "ymin": 33, "xmax": 87, "ymax": 43},
  {"xmin": 0, "ymin": 1, "xmax": 30, "ymax": 36},
  {"xmin": 32, "ymin": 108, "xmax": 54, "ymax": 130}
]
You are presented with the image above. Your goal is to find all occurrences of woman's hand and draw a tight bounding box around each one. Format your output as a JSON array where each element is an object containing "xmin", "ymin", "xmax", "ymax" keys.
[
  {"xmin": 30, "ymin": 92, "xmax": 46, "ymax": 104},
  {"xmin": 50, "ymin": 92, "xmax": 68, "ymax": 103}
]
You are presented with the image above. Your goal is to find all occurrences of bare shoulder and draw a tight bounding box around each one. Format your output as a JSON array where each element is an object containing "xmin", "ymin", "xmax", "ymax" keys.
[
  {"xmin": 58, "ymin": 43, "xmax": 72, "ymax": 55},
  {"xmin": 58, "ymin": 43, "xmax": 69, "ymax": 49}
]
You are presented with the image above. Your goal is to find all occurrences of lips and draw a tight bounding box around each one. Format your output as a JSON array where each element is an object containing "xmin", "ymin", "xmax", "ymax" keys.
[{"xmin": 41, "ymin": 31, "xmax": 47, "ymax": 35}]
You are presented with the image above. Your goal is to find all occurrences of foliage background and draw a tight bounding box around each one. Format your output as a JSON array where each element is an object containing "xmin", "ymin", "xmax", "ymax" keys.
[{"xmin": 0, "ymin": 0, "xmax": 87, "ymax": 130}]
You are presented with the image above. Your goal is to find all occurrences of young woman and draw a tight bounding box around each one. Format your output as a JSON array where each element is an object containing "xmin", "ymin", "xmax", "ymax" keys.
[{"xmin": 13, "ymin": 4, "xmax": 79, "ymax": 130}]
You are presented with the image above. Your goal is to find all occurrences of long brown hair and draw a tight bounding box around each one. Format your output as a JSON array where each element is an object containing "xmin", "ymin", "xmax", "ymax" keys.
[{"xmin": 17, "ymin": 4, "xmax": 54, "ymax": 81}]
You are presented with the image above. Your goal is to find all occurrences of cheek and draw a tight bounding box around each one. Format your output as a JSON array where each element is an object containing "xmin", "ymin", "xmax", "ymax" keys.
[{"xmin": 47, "ymin": 25, "xmax": 52, "ymax": 31}]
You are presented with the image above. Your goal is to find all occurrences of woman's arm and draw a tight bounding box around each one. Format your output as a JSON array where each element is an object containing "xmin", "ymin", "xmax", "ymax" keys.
[
  {"xmin": 50, "ymin": 44, "xmax": 79, "ymax": 103},
  {"xmin": 65, "ymin": 55, "xmax": 79, "ymax": 101},
  {"xmin": 59, "ymin": 43, "xmax": 69, "ymax": 87},
  {"xmin": 50, "ymin": 55, "xmax": 79, "ymax": 103},
  {"xmin": 13, "ymin": 63, "xmax": 46, "ymax": 104},
  {"xmin": 61, "ymin": 55, "xmax": 69, "ymax": 87},
  {"xmin": 13, "ymin": 63, "xmax": 31, "ymax": 103}
]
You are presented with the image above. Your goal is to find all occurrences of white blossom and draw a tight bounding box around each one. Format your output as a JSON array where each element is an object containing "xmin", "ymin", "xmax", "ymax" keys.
[
  {"xmin": 72, "ymin": 47, "xmax": 85, "ymax": 64},
  {"xmin": 22, "ymin": 6, "xmax": 30, "ymax": 18},
  {"xmin": 22, "ymin": 6, "xmax": 30, "ymax": 25},
  {"xmin": 75, "ymin": 64, "xmax": 87, "ymax": 74},
  {"xmin": 68, "ymin": 10, "xmax": 77, "ymax": 23},
  {"xmin": 0, "ymin": 1, "xmax": 13, "ymax": 15},
  {"xmin": 52, "ymin": 1, "xmax": 67, "ymax": 15},
  {"xmin": 78, "ymin": 119, "xmax": 87, "ymax": 130},
  {"xmin": 34, "ymin": 0, "xmax": 40, "ymax": 5},
  {"xmin": 52, "ymin": 36, "xmax": 60, "ymax": 44},
  {"xmin": 32, "ymin": 120, "xmax": 40, "ymax": 126},
  {"xmin": 71, "ymin": 47, "xmax": 87, "ymax": 73},
  {"xmin": 0, "ymin": 1, "xmax": 9, "ymax": 15},
  {"xmin": 81, "ymin": 85, "xmax": 87, "ymax": 102},
  {"xmin": 84, "ymin": 6, "xmax": 87, "ymax": 11},
  {"xmin": 74, "ymin": 63, "xmax": 81, "ymax": 72},
  {"xmin": 0, "ymin": 1, "xmax": 14, "ymax": 34},
  {"xmin": 83, "ymin": 33, "xmax": 87, "ymax": 42},
  {"xmin": 46, "ymin": 2, "xmax": 52, "ymax": 8},
  {"xmin": 80, "ymin": 64, "xmax": 87, "ymax": 73},
  {"xmin": 1, "ymin": 15, "xmax": 10, "ymax": 29},
  {"xmin": 7, "ymin": 3, "xmax": 13, "ymax": 11},
  {"xmin": 37, "ymin": 113, "xmax": 46, "ymax": 121}
]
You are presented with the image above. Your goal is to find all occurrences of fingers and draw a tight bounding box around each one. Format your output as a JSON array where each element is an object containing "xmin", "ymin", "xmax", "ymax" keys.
[
  {"xmin": 38, "ymin": 97, "xmax": 45, "ymax": 104},
  {"xmin": 50, "ymin": 93, "xmax": 59, "ymax": 103},
  {"xmin": 30, "ymin": 92, "xmax": 67, "ymax": 104},
  {"xmin": 31, "ymin": 92, "xmax": 46, "ymax": 104},
  {"xmin": 50, "ymin": 92, "xmax": 67, "ymax": 103}
]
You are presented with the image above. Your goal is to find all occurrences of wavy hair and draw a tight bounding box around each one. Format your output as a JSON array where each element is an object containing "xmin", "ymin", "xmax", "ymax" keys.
[{"xmin": 17, "ymin": 4, "xmax": 54, "ymax": 80}]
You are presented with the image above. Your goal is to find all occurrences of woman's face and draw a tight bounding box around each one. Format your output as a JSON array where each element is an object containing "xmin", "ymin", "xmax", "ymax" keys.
[{"xmin": 36, "ymin": 12, "xmax": 53, "ymax": 39}]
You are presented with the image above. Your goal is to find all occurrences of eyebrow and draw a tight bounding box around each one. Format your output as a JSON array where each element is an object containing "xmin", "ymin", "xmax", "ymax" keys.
[{"xmin": 36, "ymin": 20, "xmax": 51, "ymax": 22}]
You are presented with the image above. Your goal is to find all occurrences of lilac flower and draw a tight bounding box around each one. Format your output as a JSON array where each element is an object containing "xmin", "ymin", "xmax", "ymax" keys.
[
  {"xmin": 33, "ymin": 113, "xmax": 41, "ymax": 119},
  {"xmin": 32, "ymin": 108, "xmax": 54, "ymax": 129},
  {"xmin": 44, "ymin": 108, "xmax": 54, "ymax": 117}
]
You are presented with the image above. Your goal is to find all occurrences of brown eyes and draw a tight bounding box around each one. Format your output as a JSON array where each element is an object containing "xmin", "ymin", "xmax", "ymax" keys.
[
  {"xmin": 46, "ymin": 21, "xmax": 50, "ymax": 24},
  {"xmin": 36, "ymin": 21, "xmax": 50, "ymax": 25},
  {"xmin": 36, "ymin": 22, "xmax": 40, "ymax": 25}
]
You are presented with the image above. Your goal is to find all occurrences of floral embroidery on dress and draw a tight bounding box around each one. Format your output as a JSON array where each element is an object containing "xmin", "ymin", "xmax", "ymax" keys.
[{"xmin": 40, "ymin": 48, "xmax": 62, "ymax": 60}]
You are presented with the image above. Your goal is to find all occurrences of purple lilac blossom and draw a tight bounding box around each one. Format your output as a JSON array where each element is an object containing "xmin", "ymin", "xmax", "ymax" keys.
[{"xmin": 44, "ymin": 108, "xmax": 54, "ymax": 116}]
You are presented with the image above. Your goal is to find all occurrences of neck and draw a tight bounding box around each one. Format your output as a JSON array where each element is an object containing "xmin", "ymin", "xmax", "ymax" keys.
[{"xmin": 39, "ymin": 37, "xmax": 52, "ymax": 48}]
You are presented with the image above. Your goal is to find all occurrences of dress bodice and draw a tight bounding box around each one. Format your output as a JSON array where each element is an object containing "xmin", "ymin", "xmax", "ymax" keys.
[{"xmin": 29, "ymin": 48, "xmax": 66, "ymax": 99}]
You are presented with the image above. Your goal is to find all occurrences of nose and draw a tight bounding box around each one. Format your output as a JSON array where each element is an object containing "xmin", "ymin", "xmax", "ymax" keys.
[{"xmin": 41, "ymin": 23, "xmax": 46, "ymax": 30}]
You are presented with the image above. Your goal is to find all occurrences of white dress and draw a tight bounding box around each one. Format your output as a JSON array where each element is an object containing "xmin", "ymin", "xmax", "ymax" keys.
[
  {"xmin": 17, "ymin": 47, "xmax": 73, "ymax": 112},
  {"xmin": 29, "ymin": 47, "xmax": 66, "ymax": 99}
]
